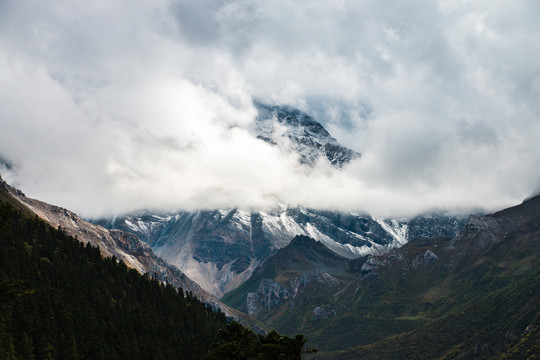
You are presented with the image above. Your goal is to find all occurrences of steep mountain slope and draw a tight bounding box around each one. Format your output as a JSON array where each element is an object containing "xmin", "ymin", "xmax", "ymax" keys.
[
  {"xmin": 0, "ymin": 187, "xmax": 231, "ymax": 360},
  {"xmin": 222, "ymin": 195, "xmax": 540, "ymax": 358},
  {"xmin": 0, "ymin": 175, "xmax": 236, "ymax": 317}
]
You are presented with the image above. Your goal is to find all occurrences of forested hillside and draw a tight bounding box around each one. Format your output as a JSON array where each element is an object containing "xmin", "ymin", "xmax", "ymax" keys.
[{"xmin": 0, "ymin": 193, "xmax": 228, "ymax": 359}]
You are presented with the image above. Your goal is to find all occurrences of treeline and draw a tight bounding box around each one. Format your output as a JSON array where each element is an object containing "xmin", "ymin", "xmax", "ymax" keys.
[{"xmin": 0, "ymin": 200, "xmax": 228, "ymax": 360}]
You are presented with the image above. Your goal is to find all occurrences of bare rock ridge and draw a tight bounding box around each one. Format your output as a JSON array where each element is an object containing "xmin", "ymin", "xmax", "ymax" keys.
[{"xmin": 0, "ymin": 175, "xmax": 236, "ymax": 317}]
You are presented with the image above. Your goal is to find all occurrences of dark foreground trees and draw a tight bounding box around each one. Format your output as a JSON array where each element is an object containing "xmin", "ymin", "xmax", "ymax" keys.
[
  {"xmin": 0, "ymin": 200, "xmax": 227, "ymax": 360},
  {"xmin": 0, "ymin": 192, "xmax": 314, "ymax": 360},
  {"xmin": 208, "ymin": 321, "xmax": 317, "ymax": 360}
]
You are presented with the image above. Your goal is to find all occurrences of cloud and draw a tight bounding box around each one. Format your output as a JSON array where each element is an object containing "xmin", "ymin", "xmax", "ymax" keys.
[{"xmin": 1, "ymin": 0, "xmax": 539, "ymax": 218}]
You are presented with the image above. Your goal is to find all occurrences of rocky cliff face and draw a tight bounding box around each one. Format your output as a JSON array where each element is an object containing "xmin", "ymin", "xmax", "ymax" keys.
[
  {"xmin": 96, "ymin": 208, "xmax": 412, "ymax": 297},
  {"xmin": 246, "ymin": 269, "xmax": 341, "ymax": 316},
  {"xmin": 247, "ymin": 279, "xmax": 293, "ymax": 316}
]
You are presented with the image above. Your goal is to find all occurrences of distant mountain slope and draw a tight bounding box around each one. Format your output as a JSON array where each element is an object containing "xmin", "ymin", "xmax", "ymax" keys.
[
  {"xmin": 221, "ymin": 196, "xmax": 540, "ymax": 358},
  {"xmin": 96, "ymin": 208, "xmax": 465, "ymax": 298},
  {"xmin": 221, "ymin": 235, "xmax": 355, "ymax": 318},
  {"xmin": 254, "ymin": 102, "xmax": 360, "ymax": 167}
]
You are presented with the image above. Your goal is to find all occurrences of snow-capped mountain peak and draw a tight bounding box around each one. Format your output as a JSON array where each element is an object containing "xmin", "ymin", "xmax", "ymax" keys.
[{"xmin": 254, "ymin": 102, "xmax": 360, "ymax": 168}]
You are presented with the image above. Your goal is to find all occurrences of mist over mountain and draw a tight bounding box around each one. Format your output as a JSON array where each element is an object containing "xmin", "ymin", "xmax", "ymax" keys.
[
  {"xmin": 2, "ymin": 2, "xmax": 540, "ymax": 359},
  {"xmin": 93, "ymin": 106, "xmax": 467, "ymax": 297},
  {"xmin": 3, "ymin": 164, "xmax": 539, "ymax": 358},
  {"xmin": 1, "ymin": 1, "xmax": 540, "ymax": 218}
]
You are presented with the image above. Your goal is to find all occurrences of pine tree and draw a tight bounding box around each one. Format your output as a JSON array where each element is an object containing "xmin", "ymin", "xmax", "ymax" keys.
[
  {"xmin": 0, "ymin": 316, "xmax": 18, "ymax": 360},
  {"xmin": 16, "ymin": 332, "xmax": 34, "ymax": 360}
]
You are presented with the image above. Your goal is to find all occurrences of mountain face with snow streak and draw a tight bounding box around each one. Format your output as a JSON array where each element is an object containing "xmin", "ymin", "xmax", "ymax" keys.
[{"xmin": 96, "ymin": 208, "xmax": 465, "ymax": 297}]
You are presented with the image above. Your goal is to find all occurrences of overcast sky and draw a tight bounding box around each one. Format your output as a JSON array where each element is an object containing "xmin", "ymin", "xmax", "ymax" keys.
[{"xmin": 1, "ymin": 0, "xmax": 539, "ymax": 218}]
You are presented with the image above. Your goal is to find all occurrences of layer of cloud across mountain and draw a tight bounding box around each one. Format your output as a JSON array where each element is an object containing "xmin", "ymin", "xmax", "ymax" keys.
[{"xmin": 1, "ymin": 0, "xmax": 539, "ymax": 218}]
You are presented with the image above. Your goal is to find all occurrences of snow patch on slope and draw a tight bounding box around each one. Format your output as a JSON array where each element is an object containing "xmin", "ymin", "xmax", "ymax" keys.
[
  {"xmin": 97, "ymin": 209, "xmax": 420, "ymax": 297},
  {"xmin": 374, "ymin": 218, "xmax": 408, "ymax": 246}
]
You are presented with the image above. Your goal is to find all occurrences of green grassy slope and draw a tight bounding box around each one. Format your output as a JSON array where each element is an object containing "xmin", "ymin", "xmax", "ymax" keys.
[
  {"xmin": 224, "ymin": 197, "xmax": 540, "ymax": 358},
  {"xmin": 326, "ymin": 213, "xmax": 540, "ymax": 359}
]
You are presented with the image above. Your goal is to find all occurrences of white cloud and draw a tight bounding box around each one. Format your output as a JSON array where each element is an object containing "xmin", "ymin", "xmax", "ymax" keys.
[{"xmin": 1, "ymin": 0, "xmax": 539, "ymax": 218}]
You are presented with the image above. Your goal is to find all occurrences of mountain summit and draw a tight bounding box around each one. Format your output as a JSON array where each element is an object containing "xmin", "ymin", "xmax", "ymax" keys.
[
  {"xmin": 94, "ymin": 104, "xmax": 464, "ymax": 298},
  {"xmin": 254, "ymin": 102, "xmax": 360, "ymax": 167}
]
